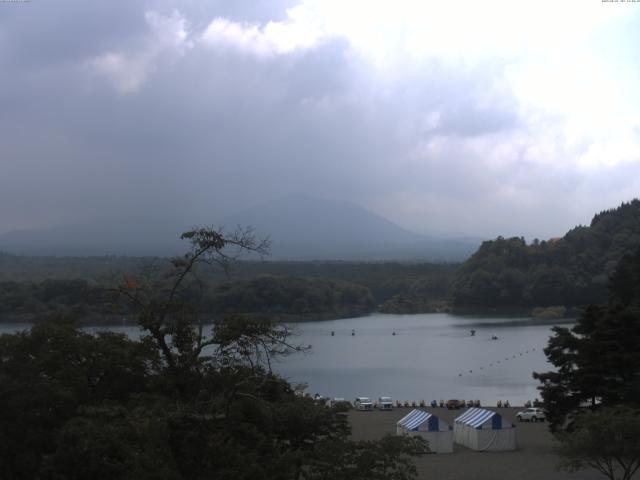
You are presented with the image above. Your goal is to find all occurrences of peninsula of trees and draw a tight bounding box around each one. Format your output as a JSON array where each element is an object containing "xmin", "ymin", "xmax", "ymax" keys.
[{"xmin": 449, "ymin": 199, "xmax": 640, "ymax": 311}]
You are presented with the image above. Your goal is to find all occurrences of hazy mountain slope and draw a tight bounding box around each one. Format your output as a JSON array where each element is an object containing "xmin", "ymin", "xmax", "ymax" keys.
[
  {"xmin": 0, "ymin": 195, "xmax": 480, "ymax": 260},
  {"xmin": 0, "ymin": 219, "xmax": 188, "ymax": 256},
  {"xmin": 223, "ymin": 195, "xmax": 479, "ymax": 261}
]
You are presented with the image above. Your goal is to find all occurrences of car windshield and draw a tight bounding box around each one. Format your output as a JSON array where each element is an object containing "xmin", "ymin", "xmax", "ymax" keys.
[{"xmin": 380, "ymin": 397, "xmax": 391, "ymax": 402}]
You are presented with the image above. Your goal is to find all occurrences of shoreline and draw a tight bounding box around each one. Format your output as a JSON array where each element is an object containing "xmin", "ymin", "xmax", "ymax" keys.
[{"xmin": 0, "ymin": 309, "xmax": 578, "ymax": 326}]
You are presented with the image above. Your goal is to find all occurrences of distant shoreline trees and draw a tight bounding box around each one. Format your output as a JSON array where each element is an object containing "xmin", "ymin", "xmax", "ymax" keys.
[{"xmin": 0, "ymin": 260, "xmax": 455, "ymax": 323}]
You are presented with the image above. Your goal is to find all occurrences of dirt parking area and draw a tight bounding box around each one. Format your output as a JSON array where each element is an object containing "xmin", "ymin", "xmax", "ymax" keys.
[{"xmin": 348, "ymin": 407, "xmax": 608, "ymax": 480}]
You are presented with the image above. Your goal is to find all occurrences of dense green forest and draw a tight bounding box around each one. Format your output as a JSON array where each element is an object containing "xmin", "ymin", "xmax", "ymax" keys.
[
  {"xmin": 0, "ymin": 279, "xmax": 117, "ymax": 323},
  {"xmin": 0, "ymin": 253, "xmax": 456, "ymax": 304},
  {"xmin": 449, "ymin": 200, "xmax": 640, "ymax": 310},
  {"xmin": 0, "ymin": 276, "xmax": 376, "ymax": 324},
  {"xmin": 0, "ymin": 254, "xmax": 455, "ymax": 322},
  {"xmin": 209, "ymin": 275, "xmax": 375, "ymax": 319}
]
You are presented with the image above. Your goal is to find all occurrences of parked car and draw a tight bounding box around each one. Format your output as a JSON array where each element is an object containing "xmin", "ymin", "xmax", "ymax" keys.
[
  {"xmin": 378, "ymin": 396, "xmax": 393, "ymax": 410},
  {"xmin": 445, "ymin": 399, "xmax": 462, "ymax": 410},
  {"xmin": 354, "ymin": 397, "xmax": 374, "ymax": 410},
  {"xmin": 516, "ymin": 407, "xmax": 546, "ymax": 422}
]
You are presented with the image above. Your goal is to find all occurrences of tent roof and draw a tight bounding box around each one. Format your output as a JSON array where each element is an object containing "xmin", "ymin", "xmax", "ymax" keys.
[
  {"xmin": 454, "ymin": 408, "xmax": 501, "ymax": 428},
  {"xmin": 397, "ymin": 409, "xmax": 437, "ymax": 431}
]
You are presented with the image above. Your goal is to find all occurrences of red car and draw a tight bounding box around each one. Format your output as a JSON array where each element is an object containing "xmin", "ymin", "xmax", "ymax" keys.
[{"xmin": 445, "ymin": 399, "xmax": 462, "ymax": 409}]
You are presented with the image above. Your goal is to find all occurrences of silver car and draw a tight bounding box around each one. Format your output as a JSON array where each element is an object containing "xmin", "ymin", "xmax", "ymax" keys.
[
  {"xmin": 354, "ymin": 397, "xmax": 373, "ymax": 410},
  {"xmin": 378, "ymin": 396, "xmax": 393, "ymax": 410},
  {"xmin": 516, "ymin": 407, "xmax": 546, "ymax": 422}
]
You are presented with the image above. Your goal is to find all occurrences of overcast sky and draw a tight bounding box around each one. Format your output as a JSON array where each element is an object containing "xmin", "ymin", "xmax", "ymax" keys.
[{"xmin": 2, "ymin": 0, "xmax": 640, "ymax": 239}]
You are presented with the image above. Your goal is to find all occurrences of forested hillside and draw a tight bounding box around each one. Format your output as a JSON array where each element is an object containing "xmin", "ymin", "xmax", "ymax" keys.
[
  {"xmin": 0, "ymin": 258, "xmax": 456, "ymax": 322},
  {"xmin": 0, "ymin": 276, "xmax": 376, "ymax": 323},
  {"xmin": 450, "ymin": 200, "xmax": 640, "ymax": 310}
]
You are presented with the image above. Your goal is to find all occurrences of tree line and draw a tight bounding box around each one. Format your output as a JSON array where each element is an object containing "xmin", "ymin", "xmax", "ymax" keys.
[
  {"xmin": 450, "ymin": 199, "xmax": 640, "ymax": 310},
  {"xmin": 0, "ymin": 259, "xmax": 456, "ymax": 323}
]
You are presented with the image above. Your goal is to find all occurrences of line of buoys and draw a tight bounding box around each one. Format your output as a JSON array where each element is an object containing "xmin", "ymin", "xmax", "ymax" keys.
[
  {"xmin": 456, "ymin": 346, "xmax": 543, "ymax": 377},
  {"xmin": 329, "ymin": 330, "xmax": 399, "ymax": 336}
]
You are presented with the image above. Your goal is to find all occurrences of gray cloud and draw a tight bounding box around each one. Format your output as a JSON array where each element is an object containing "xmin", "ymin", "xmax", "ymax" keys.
[{"xmin": 1, "ymin": 1, "xmax": 639, "ymax": 241}]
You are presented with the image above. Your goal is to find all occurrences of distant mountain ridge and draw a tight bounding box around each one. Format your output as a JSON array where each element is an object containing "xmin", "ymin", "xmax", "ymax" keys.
[
  {"xmin": 449, "ymin": 199, "xmax": 640, "ymax": 309},
  {"xmin": 0, "ymin": 195, "xmax": 480, "ymax": 260},
  {"xmin": 222, "ymin": 195, "xmax": 479, "ymax": 261},
  {"xmin": 0, "ymin": 195, "xmax": 480, "ymax": 261}
]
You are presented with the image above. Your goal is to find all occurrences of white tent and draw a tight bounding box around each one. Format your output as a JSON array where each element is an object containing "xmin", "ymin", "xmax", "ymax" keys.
[
  {"xmin": 396, "ymin": 409, "xmax": 453, "ymax": 454},
  {"xmin": 453, "ymin": 408, "xmax": 517, "ymax": 451}
]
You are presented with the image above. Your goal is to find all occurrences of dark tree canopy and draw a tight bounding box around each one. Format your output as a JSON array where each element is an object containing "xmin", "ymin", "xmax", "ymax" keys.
[
  {"xmin": 0, "ymin": 227, "xmax": 423, "ymax": 480},
  {"xmin": 557, "ymin": 407, "xmax": 640, "ymax": 480},
  {"xmin": 209, "ymin": 275, "xmax": 376, "ymax": 319},
  {"xmin": 533, "ymin": 247, "xmax": 640, "ymax": 431},
  {"xmin": 450, "ymin": 199, "xmax": 640, "ymax": 309}
]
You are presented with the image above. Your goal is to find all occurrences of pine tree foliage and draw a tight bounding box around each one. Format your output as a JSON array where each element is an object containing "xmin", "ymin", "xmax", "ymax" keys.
[{"xmin": 534, "ymin": 247, "xmax": 640, "ymax": 431}]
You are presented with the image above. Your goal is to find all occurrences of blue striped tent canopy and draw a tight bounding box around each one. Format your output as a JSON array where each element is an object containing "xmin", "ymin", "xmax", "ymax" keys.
[
  {"xmin": 397, "ymin": 409, "xmax": 443, "ymax": 432},
  {"xmin": 455, "ymin": 408, "xmax": 508, "ymax": 430}
]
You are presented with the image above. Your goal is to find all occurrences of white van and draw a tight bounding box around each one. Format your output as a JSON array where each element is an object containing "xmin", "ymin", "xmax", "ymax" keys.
[{"xmin": 354, "ymin": 397, "xmax": 373, "ymax": 410}]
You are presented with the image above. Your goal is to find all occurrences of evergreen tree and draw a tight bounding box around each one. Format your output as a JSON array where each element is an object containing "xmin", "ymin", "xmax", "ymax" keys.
[{"xmin": 534, "ymin": 247, "xmax": 640, "ymax": 431}]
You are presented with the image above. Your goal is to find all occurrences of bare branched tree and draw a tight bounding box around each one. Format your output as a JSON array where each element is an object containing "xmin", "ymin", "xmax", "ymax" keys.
[{"xmin": 111, "ymin": 226, "xmax": 302, "ymax": 373}]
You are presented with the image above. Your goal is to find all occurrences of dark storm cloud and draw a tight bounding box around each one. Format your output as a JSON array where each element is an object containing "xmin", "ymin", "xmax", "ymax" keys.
[
  {"xmin": 1, "ymin": 1, "xmax": 638, "ymax": 239},
  {"xmin": 0, "ymin": 2, "xmax": 145, "ymax": 68}
]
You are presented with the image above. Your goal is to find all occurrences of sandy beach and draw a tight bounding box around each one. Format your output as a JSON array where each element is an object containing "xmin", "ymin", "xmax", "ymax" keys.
[{"xmin": 348, "ymin": 407, "xmax": 611, "ymax": 480}]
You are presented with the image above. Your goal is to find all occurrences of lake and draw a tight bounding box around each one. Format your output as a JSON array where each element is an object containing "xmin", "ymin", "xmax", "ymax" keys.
[{"xmin": 0, "ymin": 313, "xmax": 570, "ymax": 406}]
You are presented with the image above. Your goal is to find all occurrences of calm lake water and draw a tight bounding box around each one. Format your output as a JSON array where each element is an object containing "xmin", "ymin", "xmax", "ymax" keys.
[{"xmin": 0, "ymin": 313, "xmax": 570, "ymax": 406}]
